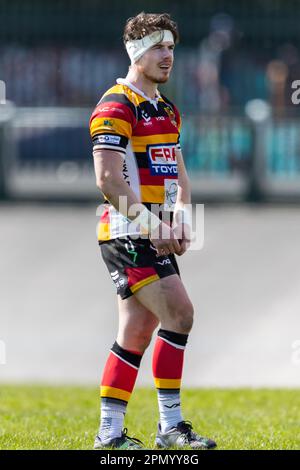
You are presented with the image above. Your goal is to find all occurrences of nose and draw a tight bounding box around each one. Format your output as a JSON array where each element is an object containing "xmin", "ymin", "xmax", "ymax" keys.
[{"xmin": 161, "ymin": 47, "xmax": 173, "ymax": 61}]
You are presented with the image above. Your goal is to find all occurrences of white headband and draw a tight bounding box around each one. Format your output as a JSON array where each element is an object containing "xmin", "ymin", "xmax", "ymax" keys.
[{"xmin": 125, "ymin": 30, "xmax": 174, "ymax": 64}]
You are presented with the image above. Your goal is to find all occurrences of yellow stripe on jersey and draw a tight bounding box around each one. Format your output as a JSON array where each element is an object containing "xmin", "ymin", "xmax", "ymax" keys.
[
  {"xmin": 90, "ymin": 117, "xmax": 132, "ymax": 139},
  {"xmin": 140, "ymin": 185, "xmax": 165, "ymax": 203},
  {"xmin": 101, "ymin": 84, "xmax": 127, "ymax": 98},
  {"xmin": 97, "ymin": 222, "xmax": 110, "ymax": 241},
  {"xmin": 101, "ymin": 84, "xmax": 145, "ymax": 108},
  {"xmin": 132, "ymin": 134, "xmax": 178, "ymax": 152}
]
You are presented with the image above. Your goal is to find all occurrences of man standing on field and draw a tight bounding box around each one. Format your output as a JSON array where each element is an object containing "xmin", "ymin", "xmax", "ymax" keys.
[{"xmin": 90, "ymin": 11, "xmax": 216, "ymax": 450}]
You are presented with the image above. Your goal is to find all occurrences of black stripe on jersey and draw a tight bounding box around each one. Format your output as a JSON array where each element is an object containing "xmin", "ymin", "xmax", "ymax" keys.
[
  {"xmin": 157, "ymin": 100, "xmax": 174, "ymax": 116},
  {"xmin": 92, "ymin": 133, "xmax": 128, "ymax": 149},
  {"xmin": 143, "ymin": 203, "xmax": 175, "ymax": 225},
  {"xmin": 137, "ymin": 100, "xmax": 160, "ymax": 120},
  {"xmin": 136, "ymin": 99, "xmax": 177, "ymax": 122},
  {"xmin": 100, "ymin": 93, "xmax": 137, "ymax": 122},
  {"xmin": 133, "ymin": 152, "xmax": 149, "ymax": 168},
  {"xmin": 160, "ymin": 93, "xmax": 176, "ymax": 112}
]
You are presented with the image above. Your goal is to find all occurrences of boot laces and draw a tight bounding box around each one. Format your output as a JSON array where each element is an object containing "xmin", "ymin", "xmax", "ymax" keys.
[
  {"xmin": 176, "ymin": 421, "xmax": 195, "ymax": 442},
  {"xmin": 120, "ymin": 428, "xmax": 144, "ymax": 446}
]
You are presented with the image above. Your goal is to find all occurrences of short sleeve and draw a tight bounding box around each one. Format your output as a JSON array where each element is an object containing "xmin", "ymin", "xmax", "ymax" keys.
[{"xmin": 89, "ymin": 94, "xmax": 136, "ymax": 156}]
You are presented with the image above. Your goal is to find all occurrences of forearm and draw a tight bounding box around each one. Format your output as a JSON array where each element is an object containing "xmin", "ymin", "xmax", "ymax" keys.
[
  {"xmin": 174, "ymin": 148, "xmax": 191, "ymax": 208},
  {"xmin": 93, "ymin": 150, "xmax": 145, "ymax": 221},
  {"xmin": 99, "ymin": 177, "xmax": 145, "ymax": 221},
  {"xmin": 173, "ymin": 174, "xmax": 192, "ymax": 244},
  {"xmin": 175, "ymin": 174, "xmax": 191, "ymax": 208}
]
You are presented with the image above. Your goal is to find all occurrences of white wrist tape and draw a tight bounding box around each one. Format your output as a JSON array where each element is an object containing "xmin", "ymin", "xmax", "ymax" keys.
[
  {"xmin": 125, "ymin": 29, "xmax": 174, "ymax": 64},
  {"xmin": 132, "ymin": 207, "xmax": 161, "ymax": 234}
]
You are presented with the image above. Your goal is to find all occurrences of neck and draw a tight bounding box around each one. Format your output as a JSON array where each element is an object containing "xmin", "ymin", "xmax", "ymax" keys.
[{"xmin": 125, "ymin": 67, "xmax": 158, "ymax": 100}]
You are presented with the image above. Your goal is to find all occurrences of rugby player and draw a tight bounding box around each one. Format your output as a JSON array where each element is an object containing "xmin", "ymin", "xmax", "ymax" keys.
[{"xmin": 89, "ymin": 11, "xmax": 216, "ymax": 450}]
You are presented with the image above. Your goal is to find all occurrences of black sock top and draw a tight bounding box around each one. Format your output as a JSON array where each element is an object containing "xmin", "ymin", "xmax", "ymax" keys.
[
  {"xmin": 157, "ymin": 329, "xmax": 188, "ymax": 347},
  {"xmin": 111, "ymin": 341, "xmax": 143, "ymax": 368}
]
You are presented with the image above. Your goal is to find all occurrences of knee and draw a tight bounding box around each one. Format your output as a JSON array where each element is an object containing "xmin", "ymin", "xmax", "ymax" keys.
[
  {"xmin": 174, "ymin": 300, "xmax": 194, "ymax": 334},
  {"xmin": 119, "ymin": 319, "xmax": 158, "ymax": 353}
]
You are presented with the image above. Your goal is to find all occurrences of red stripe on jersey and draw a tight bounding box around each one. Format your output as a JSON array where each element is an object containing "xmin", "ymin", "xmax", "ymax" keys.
[
  {"xmin": 90, "ymin": 101, "xmax": 135, "ymax": 126},
  {"xmin": 152, "ymin": 336, "xmax": 184, "ymax": 379},
  {"xmin": 138, "ymin": 168, "xmax": 177, "ymax": 186},
  {"xmin": 101, "ymin": 351, "xmax": 138, "ymax": 392},
  {"xmin": 134, "ymin": 119, "xmax": 179, "ymax": 136},
  {"xmin": 100, "ymin": 207, "xmax": 110, "ymax": 224}
]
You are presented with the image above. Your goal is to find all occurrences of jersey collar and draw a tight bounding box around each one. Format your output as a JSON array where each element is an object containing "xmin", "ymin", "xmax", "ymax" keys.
[{"xmin": 116, "ymin": 78, "xmax": 161, "ymax": 109}]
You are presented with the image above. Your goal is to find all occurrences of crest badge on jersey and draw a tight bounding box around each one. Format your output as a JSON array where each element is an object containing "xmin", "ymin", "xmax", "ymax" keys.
[{"xmin": 164, "ymin": 106, "xmax": 178, "ymax": 128}]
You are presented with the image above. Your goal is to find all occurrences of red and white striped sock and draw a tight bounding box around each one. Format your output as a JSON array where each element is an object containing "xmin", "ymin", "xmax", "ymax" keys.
[
  {"xmin": 152, "ymin": 329, "xmax": 189, "ymax": 433},
  {"xmin": 99, "ymin": 341, "xmax": 142, "ymax": 442}
]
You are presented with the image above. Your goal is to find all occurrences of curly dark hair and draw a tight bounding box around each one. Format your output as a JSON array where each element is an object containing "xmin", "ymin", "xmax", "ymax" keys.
[{"xmin": 123, "ymin": 12, "xmax": 179, "ymax": 44}]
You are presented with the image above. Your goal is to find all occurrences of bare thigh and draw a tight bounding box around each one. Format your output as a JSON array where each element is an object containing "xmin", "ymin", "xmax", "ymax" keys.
[
  {"xmin": 133, "ymin": 274, "xmax": 194, "ymax": 334},
  {"xmin": 117, "ymin": 295, "xmax": 159, "ymax": 353}
]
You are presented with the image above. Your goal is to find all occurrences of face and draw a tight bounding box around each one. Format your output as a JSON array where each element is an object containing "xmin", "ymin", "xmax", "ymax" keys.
[{"xmin": 136, "ymin": 40, "xmax": 175, "ymax": 84}]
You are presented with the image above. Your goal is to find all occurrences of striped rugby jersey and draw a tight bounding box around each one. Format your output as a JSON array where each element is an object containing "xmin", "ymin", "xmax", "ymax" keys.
[{"xmin": 90, "ymin": 78, "xmax": 181, "ymax": 242}]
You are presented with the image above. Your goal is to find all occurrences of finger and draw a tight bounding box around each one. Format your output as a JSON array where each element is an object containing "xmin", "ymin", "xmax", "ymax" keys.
[
  {"xmin": 175, "ymin": 240, "xmax": 184, "ymax": 256},
  {"xmin": 177, "ymin": 240, "xmax": 187, "ymax": 256},
  {"xmin": 175, "ymin": 246, "xmax": 184, "ymax": 256},
  {"xmin": 156, "ymin": 250, "xmax": 170, "ymax": 258},
  {"xmin": 161, "ymin": 247, "xmax": 171, "ymax": 256},
  {"xmin": 154, "ymin": 244, "xmax": 168, "ymax": 257},
  {"xmin": 170, "ymin": 239, "xmax": 181, "ymax": 254}
]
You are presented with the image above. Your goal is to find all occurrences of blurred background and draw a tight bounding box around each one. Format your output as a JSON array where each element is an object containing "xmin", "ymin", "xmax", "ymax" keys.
[{"xmin": 1, "ymin": 0, "xmax": 300, "ymax": 387}]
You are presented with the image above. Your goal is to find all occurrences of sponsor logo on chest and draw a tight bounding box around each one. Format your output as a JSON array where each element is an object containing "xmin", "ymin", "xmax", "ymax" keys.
[{"xmin": 147, "ymin": 144, "xmax": 178, "ymax": 175}]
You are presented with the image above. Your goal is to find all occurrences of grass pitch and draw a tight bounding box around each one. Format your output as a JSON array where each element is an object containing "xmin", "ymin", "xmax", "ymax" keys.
[{"xmin": 0, "ymin": 386, "xmax": 299, "ymax": 450}]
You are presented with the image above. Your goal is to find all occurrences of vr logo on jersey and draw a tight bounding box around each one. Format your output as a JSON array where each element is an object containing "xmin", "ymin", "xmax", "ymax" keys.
[{"xmin": 147, "ymin": 144, "xmax": 177, "ymax": 176}]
